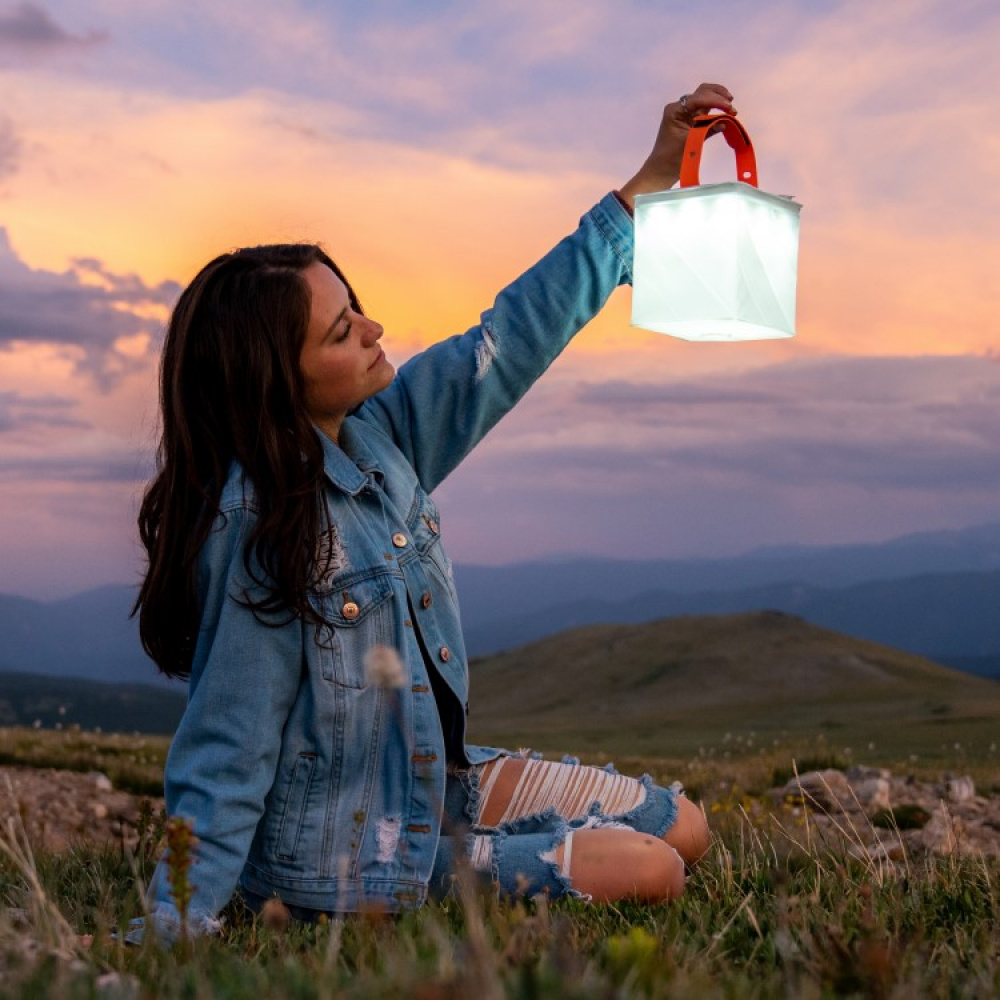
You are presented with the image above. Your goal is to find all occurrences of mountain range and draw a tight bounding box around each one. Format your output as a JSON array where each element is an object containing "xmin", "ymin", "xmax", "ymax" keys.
[{"xmin": 1, "ymin": 520, "xmax": 999, "ymax": 688}]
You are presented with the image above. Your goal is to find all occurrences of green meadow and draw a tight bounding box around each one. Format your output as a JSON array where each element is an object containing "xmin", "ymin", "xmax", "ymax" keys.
[{"xmin": 1, "ymin": 612, "xmax": 999, "ymax": 998}]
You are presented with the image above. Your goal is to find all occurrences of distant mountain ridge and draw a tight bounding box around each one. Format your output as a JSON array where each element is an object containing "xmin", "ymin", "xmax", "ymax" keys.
[
  {"xmin": 463, "ymin": 569, "xmax": 1000, "ymax": 675},
  {"xmin": 1, "ymin": 521, "xmax": 999, "ymax": 686},
  {"xmin": 455, "ymin": 521, "xmax": 1000, "ymax": 629}
]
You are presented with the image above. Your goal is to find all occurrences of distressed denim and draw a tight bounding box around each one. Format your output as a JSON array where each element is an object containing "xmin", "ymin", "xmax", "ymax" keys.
[
  {"xmin": 141, "ymin": 193, "xmax": 635, "ymax": 942},
  {"xmin": 242, "ymin": 758, "xmax": 679, "ymax": 919},
  {"xmin": 429, "ymin": 757, "xmax": 679, "ymax": 902}
]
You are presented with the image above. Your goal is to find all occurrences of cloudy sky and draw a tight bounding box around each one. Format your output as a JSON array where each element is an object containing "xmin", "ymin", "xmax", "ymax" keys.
[{"xmin": 1, "ymin": 0, "xmax": 998, "ymax": 599}]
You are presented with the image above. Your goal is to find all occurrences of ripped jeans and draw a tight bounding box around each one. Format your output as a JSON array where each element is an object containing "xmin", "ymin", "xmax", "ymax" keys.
[
  {"xmin": 242, "ymin": 755, "xmax": 681, "ymax": 918},
  {"xmin": 430, "ymin": 754, "xmax": 681, "ymax": 902}
]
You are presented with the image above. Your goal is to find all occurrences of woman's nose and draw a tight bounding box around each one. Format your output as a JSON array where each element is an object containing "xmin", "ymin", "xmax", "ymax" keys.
[{"xmin": 362, "ymin": 316, "xmax": 383, "ymax": 344}]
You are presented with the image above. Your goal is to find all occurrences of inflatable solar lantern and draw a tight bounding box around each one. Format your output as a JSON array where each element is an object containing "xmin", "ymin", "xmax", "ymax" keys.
[{"xmin": 631, "ymin": 114, "xmax": 801, "ymax": 341}]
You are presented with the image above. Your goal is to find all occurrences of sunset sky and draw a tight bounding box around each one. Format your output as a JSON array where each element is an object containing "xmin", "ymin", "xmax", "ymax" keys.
[{"xmin": 1, "ymin": 0, "xmax": 999, "ymax": 599}]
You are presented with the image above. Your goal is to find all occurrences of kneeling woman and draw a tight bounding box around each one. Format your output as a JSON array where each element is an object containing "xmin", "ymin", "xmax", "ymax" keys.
[{"xmin": 135, "ymin": 84, "xmax": 730, "ymax": 940}]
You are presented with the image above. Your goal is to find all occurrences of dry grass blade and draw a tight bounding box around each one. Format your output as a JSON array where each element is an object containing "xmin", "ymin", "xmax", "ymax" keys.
[
  {"xmin": 702, "ymin": 892, "xmax": 753, "ymax": 960},
  {"xmin": 0, "ymin": 775, "xmax": 84, "ymax": 961},
  {"xmin": 454, "ymin": 863, "xmax": 505, "ymax": 1000}
]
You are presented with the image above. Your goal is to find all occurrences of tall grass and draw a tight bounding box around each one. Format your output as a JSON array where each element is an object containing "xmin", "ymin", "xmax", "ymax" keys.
[{"xmin": 1, "ymin": 732, "xmax": 998, "ymax": 998}]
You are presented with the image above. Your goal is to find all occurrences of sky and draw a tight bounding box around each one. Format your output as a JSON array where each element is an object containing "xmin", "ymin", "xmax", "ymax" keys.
[{"xmin": 1, "ymin": 0, "xmax": 999, "ymax": 599}]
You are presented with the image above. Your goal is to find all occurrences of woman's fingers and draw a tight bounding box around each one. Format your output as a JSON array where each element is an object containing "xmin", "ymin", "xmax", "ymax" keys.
[
  {"xmin": 617, "ymin": 82, "xmax": 736, "ymax": 205},
  {"xmin": 682, "ymin": 82, "xmax": 736, "ymax": 117}
]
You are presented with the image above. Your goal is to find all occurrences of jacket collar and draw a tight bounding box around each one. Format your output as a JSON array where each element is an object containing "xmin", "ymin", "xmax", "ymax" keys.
[{"xmin": 317, "ymin": 419, "xmax": 385, "ymax": 494}]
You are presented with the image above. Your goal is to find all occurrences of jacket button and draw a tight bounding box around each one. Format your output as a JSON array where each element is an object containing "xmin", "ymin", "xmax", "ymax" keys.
[
  {"xmin": 438, "ymin": 646, "xmax": 450, "ymax": 663},
  {"xmin": 420, "ymin": 591, "xmax": 432, "ymax": 609},
  {"xmin": 426, "ymin": 517, "xmax": 440, "ymax": 535},
  {"xmin": 342, "ymin": 601, "xmax": 360, "ymax": 620},
  {"xmin": 392, "ymin": 533, "xmax": 408, "ymax": 548}
]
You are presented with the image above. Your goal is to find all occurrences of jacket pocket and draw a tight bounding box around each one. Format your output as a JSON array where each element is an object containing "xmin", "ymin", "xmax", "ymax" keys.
[
  {"xmin": 312, "ymin": 571, "xmax": 395, "ymax": 689},
  {"xmin": 275, "ymin": 752, "xmax": 316, "ymax": 861}
]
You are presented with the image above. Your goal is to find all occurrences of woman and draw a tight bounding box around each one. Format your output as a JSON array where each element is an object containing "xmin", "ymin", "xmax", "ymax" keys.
[{"xmin": 135, "ymin": 83, "xmax": 731, "ymax": 941}]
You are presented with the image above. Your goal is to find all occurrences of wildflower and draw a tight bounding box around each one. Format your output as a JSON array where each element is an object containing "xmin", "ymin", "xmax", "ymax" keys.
[
  {"xmin": 164, "ymin": 816, "xmax": 198, "ymax": 938},
  {"xmin": 260, "ymin": 897, "xmax": 291, "ymax": 934},
  {"xmin": 364, "ymin": 645, "xmax": 406, "ymax": 689}
]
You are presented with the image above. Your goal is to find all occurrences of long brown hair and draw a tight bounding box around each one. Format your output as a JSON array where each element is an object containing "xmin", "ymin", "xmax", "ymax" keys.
[{"xmin": 134, "ymin": 244, "xmax": 362, "ymax": 679}]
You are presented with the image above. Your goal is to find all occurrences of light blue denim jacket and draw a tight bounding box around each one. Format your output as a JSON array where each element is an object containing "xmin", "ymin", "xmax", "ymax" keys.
[{"xmin": 143, "ymin": 192, "xmax": 634, "ymax": 940}]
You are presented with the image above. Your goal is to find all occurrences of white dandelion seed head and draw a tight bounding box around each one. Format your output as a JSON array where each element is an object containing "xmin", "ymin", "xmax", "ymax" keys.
[{"xmin": 364, "ymin": 645, "xmax": 405, "ymax": 689}]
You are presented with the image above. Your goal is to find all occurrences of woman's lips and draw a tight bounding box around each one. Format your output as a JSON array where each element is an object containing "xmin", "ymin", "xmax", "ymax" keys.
[{"xmin": 368, "ymin": 348, "xmax": 384, "ymax": 371}]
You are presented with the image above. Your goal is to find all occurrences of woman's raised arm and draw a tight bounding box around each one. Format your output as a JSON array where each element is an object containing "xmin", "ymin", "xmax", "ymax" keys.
[{"xmin": 357, "ymin": 84, "xmax": 735, "ymax": 494}]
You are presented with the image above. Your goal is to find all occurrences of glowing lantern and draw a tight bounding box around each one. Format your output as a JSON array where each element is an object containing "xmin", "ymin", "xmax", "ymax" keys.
[{"xmin": 631, "ymin": 114, "xmax": 801, "ymax": 341}]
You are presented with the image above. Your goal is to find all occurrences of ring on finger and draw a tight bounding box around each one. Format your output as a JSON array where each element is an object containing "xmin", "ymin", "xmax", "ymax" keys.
[{"xmin": 679, "ymin": 93, "xmax": 691, "ymax": 110}]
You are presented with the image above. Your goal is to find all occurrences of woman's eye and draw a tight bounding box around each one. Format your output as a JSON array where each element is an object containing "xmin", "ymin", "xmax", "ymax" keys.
[{"xmin": 336, "ymin": 321, "xmax": 352, "ymax": 343}]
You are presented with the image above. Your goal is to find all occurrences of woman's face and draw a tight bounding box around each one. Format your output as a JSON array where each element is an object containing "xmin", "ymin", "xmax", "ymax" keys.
[{"xmin": 299, "ymin": 261, "xmax": 395, "ymax": 441}]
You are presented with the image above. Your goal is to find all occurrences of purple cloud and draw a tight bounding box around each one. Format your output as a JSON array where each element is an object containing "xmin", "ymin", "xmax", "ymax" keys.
[
  {"xmin": 0, "ymin": 390, "xmax": 87, "ymax": 433},
  {"xmin": 0, "ymin": 117, "xmax": 19, "ymax": 178},
  {"xmin": 0, "ymin": 3, "xmax": 106, "ymax": 50},
  {"xmin": 0, "ymin": 227, "xmax": 181, "ymax": 385},
  {"xmin": 430, "ymin": 353, "xmax": 1000, "ymax": 563},
  {"xmin": 0, "ymin": 452, "xmax": 150, "ymax": 483}
]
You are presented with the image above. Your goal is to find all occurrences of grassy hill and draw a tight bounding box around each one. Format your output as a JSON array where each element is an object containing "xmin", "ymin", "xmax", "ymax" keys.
[
  {"xmin": 466, "ymin": 610, "xmax": 1000, "ymax": 763},
  {"xmin": 0, "ymin": 670, "xmax": 185, "ymax": 735},
  {"xmin": 3, "ymin": 610, "xmax": 998, "ymax": 768}
]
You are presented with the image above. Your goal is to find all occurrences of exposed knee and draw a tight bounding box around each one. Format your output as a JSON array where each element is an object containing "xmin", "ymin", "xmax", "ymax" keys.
[
  {"xmin": 633, "ymin": 836, "xmax": 686, "ymax": 902},
  {"xmin": 556, "ymin": 828, "xmax": 685, "ymax": 903},
  {"xmin": 664, "ymin": 796, "xmax": 711, "ymax": 866}
]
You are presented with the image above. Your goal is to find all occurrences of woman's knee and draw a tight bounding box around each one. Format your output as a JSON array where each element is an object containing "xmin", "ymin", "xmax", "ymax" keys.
[
  {"xmin": 555, "ymin": 828, "xmax": 685, "ymax": 903},
  {"xmin": 664, "ymin": 796, "xmax": 711, "ymax": 866}
]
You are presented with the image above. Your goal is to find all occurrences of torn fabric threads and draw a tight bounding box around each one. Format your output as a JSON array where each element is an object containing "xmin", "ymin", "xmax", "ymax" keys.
[
  {"xmin": 478, "ymin": 756, "xmax": 648, "ymax": 826},
  {"xmin": 469, "ymin": 835, "xmax": 493, "ymax": 873},
  {"xmin": 314, "ymin": 519, "xmax": 349, "ymax": 585},
  {"xmin": 474, "ymin": 325, "xmax": 498, "ymax": 382},
  {"xmin": 375, "ymin": 816, "xmax": 401, "ymax": 864}
]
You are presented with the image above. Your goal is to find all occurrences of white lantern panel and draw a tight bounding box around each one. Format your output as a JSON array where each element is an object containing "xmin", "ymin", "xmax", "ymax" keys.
[{"xmin": 631, "ymin": 182, "xmax": 801, "ymax": 342}]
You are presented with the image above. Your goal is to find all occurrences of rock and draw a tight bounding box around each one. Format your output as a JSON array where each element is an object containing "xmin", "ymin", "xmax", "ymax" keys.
[
  {"xmin": 765, "ymin": 765, "xmax": 1000, "ymax": 860},
  {"xmin": 0, "ymin": 765, "xmax": 164, "ymax": 853},
  {"xmin": 945, "ymin": 776, "xmax": 975, "ymax": 803},
  {"xmin": 916, "ymin": 806, "xmax": 965, "ymax": 856},
  {"xmin": 846, "ymin": 766, "xmax": 891, "ymax": 782},
  {"xmin": 855, "ymin": 777, "xmax": 891, "ymax": 811},
  {"xmin": 782, "ymin": 770, "xmax": 853, "ymax": 811},
  {"xmin": 90, "ymin": 772, "xmax": 114, "ymax": 793}
]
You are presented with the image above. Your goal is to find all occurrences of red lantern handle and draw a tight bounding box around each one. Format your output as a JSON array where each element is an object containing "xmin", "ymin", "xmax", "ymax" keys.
[{"xmin": 679, "ymin": 114, "xmax": 758, "ymax": 188}]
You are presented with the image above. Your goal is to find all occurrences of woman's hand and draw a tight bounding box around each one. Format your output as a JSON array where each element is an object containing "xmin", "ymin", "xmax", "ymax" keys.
[{"xmin": 617, "ymin": 83, "xmax": 736, "ymax": 210}]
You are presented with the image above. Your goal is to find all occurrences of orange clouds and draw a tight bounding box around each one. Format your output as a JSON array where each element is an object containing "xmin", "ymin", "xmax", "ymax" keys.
[{"xmin": 1, "ymin": 0, "xmax": 999, "ymax": 598}]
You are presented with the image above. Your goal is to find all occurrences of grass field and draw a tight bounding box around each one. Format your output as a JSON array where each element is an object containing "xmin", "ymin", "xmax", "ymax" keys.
[{"xmin": 0, "ymin": 724, "xmax": 998, "ymax": 998}]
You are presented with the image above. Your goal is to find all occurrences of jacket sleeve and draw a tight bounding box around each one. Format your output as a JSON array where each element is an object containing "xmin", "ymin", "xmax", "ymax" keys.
[
  {"xmin": 140, "ymin": 505, "xmax": 303, "ymax": 943},
  {"xmin": 357, "ymin": 192, "xmax": 634, "ymax": 494}
]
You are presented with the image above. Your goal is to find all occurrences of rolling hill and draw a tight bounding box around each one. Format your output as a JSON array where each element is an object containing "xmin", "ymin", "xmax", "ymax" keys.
[
  {"xmin": 1, "ymin": 521, "xmax": 999, "ymax": 688},
  {"xmin": 465, "ymin": 611, "xmax": 1000, "ymax": 759},
  {"xmin": 2, "ymin": 611, "xmax": 997, "ymax": 757}
]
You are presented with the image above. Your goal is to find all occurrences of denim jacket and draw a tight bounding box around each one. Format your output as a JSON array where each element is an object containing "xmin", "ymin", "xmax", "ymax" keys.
[{"xmin": 143, "ymin": 192, "xmax": 634, "ymax": 940}]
